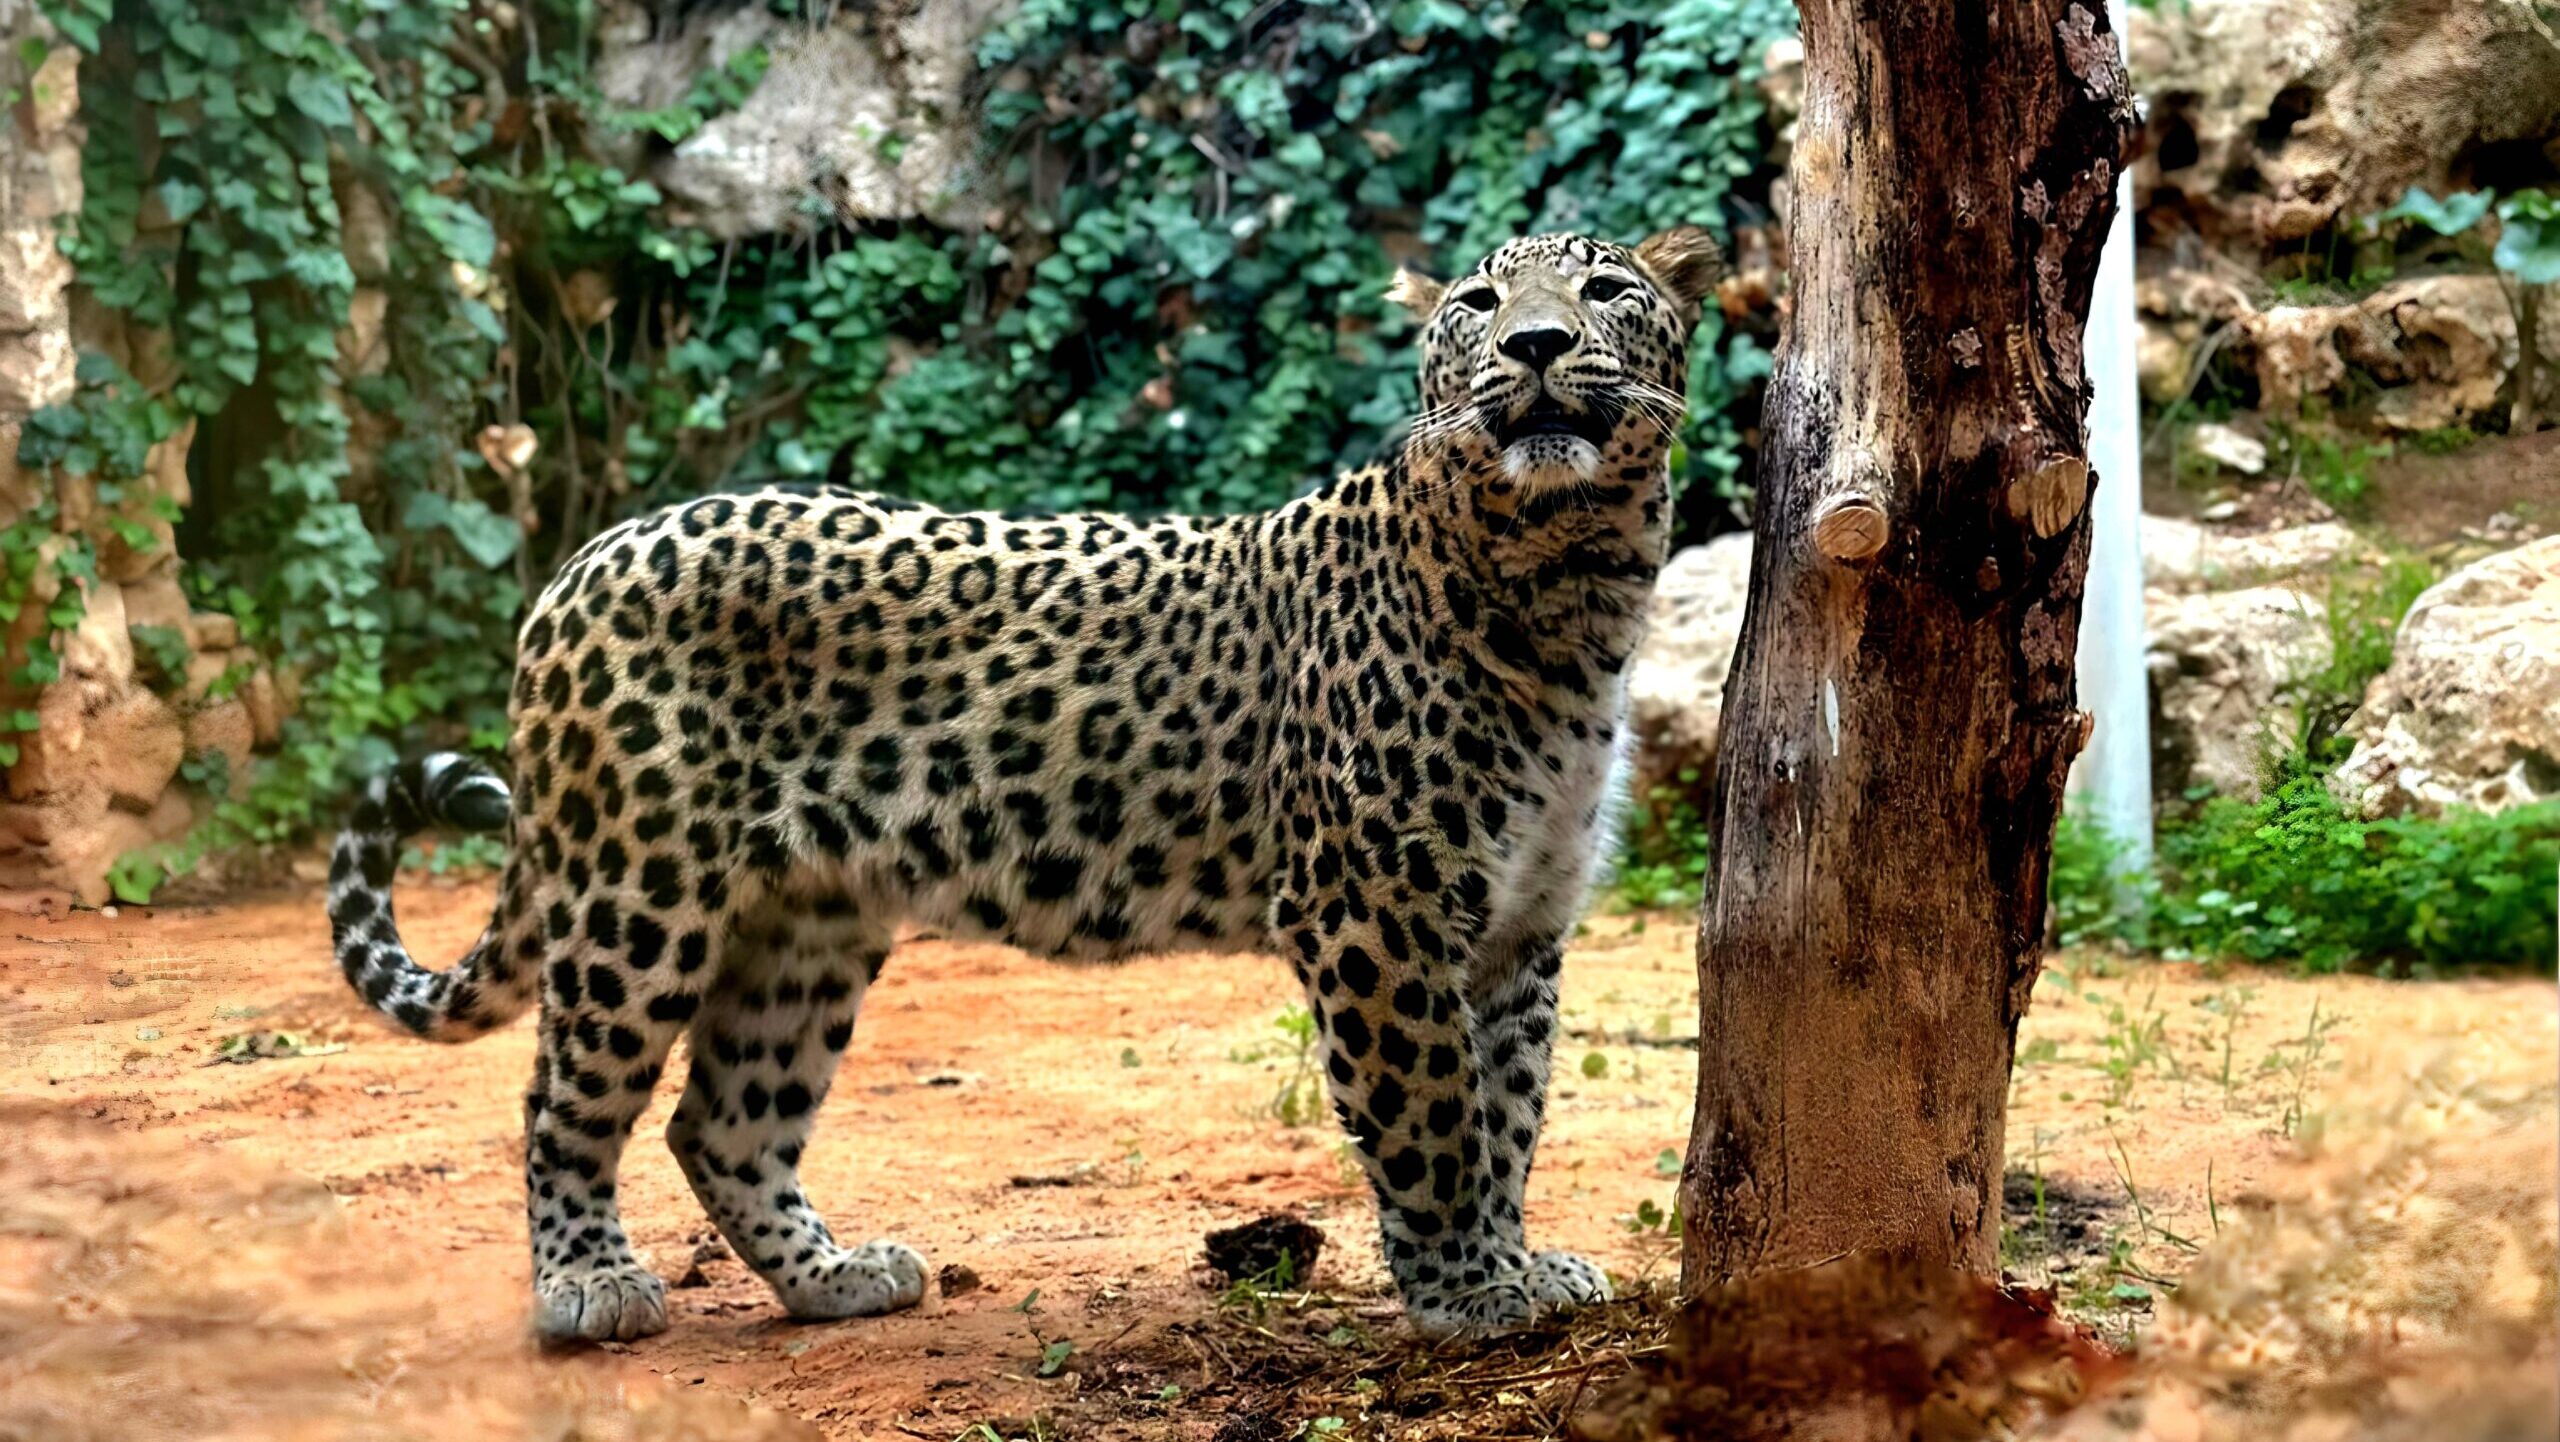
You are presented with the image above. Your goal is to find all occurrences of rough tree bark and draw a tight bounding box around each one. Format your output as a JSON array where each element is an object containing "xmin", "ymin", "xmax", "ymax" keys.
[{"xmin": 1678, "ymin": 1, "xmax": 2138, "ymax": 1287}]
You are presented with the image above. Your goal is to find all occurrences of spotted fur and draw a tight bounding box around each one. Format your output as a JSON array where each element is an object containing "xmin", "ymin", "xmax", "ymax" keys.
[{"xmin": 328, "ymin": 227, "xmax": 1725, "ymax": 1343}]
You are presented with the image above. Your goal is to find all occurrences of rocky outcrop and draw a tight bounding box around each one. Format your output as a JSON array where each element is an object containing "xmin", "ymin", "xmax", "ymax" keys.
[
  {"xmin": 594, "ymin": 0, "xmax": 1016, "ymax": 240},
  {"xmin": 1627, "ymin": 533, "xmax": 1753, "ymax": 801},
  {"xmin": 2129, "ymin": 0, "xmax": 2560, "ymax": 256},
  {"xmin": 2141, "ymin": 514, "xmax": 2377, "ymax": 594},
  {"xmin": 2144, "ymin": 271, "xmax": 2557, "ymax": 436},
  {"xmin": 2331, "ymin": 536, "xmax": 2560, "ymax": 817},
  {"xmin": 2140, "ymin": 515, "xmax": 2396, "ymax": 800},
  {"xmin": 2146, "ymin": 585, "xmax": 2331, "ymax": 801},
  {"xmin": 0, "ymin": 11, "xmax": 281, "ymax": 905}
]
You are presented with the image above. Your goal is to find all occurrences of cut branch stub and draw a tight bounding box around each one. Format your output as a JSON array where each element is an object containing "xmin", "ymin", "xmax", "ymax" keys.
[
  {"xmin": 1810, "ymin": 495, "xmax": 1891, "ymax": 564},
  {"xmin": 2006, "ymin": 457, "xmax": 2089, "ymax": 538}
]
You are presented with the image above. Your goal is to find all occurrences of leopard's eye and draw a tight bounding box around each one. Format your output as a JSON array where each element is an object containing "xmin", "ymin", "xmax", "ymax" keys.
[
  {"xmin": 1582, "ymin": 275, "xmax": 1634, "ymax": 304},
  {"xmin": 1452, "ymin": 285, "xmax": 1498, "ymax": 314}
]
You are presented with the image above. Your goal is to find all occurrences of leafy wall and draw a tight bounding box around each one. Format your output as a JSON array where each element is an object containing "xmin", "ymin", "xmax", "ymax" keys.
[{"xmin": 2, "ymin": 0, "xmax": 1794, "ymax": 896}]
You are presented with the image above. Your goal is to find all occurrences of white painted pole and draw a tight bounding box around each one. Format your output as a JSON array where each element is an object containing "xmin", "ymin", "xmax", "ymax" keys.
[{"xmin": 2068, "ymin": 0, "xmax": 2154, "ymax": 877}]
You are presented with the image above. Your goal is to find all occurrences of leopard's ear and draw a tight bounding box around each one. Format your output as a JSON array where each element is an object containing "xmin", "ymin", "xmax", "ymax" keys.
[
  {"xmin": 1385, "ymin": 266, "xmax": 1446, "ymax": 317},
  {"xmin": 1633, "ymin": 226, "xmax": 1727, "ymax": 324}
]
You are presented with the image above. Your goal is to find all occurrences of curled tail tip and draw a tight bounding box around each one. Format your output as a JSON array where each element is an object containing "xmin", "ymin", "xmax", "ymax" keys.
[
  {"xmin": 416, "ymin": 751, "xmax": 513, "ymax": 834},
  {"xmin": 352, "ymin": 751, "xmax": 511, "ymax": 837},
  {"xmin": 331, "ymin": 750, "xmax": 520, "ymax": 1043}
]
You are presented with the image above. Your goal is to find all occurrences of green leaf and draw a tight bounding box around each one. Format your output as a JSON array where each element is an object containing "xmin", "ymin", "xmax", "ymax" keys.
[
  {"xmin": 409, "ymin": 193, "xmax": 497, "ymax": 269},
  {"xmin": 2493, "ymin": 194, "xmax": 2560, "ymax": 285},
  {"xmin": 285, "ymin": 70, "xmax": 353, "ymax": 127},
  {"xmin": 2378, "ymin": 187, "xmax": 2492, "ymax": 237},
  {"xmin": 157, "ymin": 177, "xmax": 206, "ymax": 223},
  {"xmin": 402, "ymin": 493, "xmax": 522, "ymax": 569}
]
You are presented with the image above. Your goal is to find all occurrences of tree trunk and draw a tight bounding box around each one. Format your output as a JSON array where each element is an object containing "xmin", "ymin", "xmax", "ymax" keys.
[{"xmin": 1678, "ymin": 1, "xmax": 2136, "ymax": 1289}]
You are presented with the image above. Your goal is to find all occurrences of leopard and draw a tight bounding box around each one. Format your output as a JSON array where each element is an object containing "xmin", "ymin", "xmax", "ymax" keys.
[{"xmin": 326, "ymin": 225, "xmax": 1727, "ymax": 1345}]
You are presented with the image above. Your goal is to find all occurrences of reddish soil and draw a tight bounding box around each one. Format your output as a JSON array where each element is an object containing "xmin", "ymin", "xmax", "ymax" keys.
[{"xmin": 2, "ymin": 880, "xmax": 2550, "ymax": 1440}]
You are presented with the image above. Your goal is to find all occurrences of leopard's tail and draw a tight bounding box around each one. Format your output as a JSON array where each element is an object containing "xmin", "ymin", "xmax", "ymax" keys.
[{"xmin": 328, "ymin": 752, "xmax": 531, "ymax": 1042}]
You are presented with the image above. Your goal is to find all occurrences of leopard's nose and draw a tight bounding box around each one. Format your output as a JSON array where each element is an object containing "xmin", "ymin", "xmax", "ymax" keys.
[{"xmin": 1497, "ymin": 323, "xmax": 1578, "ymax": 374}]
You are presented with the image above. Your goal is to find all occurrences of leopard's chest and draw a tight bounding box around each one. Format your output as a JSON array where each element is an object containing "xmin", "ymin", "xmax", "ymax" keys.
[{"xmin": 1475, "ymin": 678, "xmax": 1635, "ymax": 948}]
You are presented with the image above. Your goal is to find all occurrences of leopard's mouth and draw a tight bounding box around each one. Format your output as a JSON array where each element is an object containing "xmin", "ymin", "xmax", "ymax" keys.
[{"xmin": 1489, "ymin": 396, "xmax": 1612, "ymax": 448}]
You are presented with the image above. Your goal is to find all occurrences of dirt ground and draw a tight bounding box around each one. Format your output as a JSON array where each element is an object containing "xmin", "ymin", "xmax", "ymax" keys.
[{"xmin": 2, "ymin": 879, "xmax": 2552, "ymax": 1441}]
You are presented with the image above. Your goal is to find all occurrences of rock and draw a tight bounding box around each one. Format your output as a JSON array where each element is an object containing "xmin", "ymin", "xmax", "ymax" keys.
[
  {"xmin": 121, "ymin": 565, "xmax": 188, "ymax": 634},
  {"xmin": 2348, "ymin": 277, "xmax": 2516, "ymax": 434},
  {"xmin": 2211, "ymin": 276, "xmax": 2519, "ymax": 434},
  {"xmin": 96, "ymin": 506, "xmax": 177, "ymax": 583},
  {"xmin": 596, "ymin": 0, "xmax": 1017, "ymax": 240},
  {"xmin": 242, "ymin": 666, "xmax": 284, "ymax": 748},
  {"xmin": 187, "ymin": 610, "xmax": 240, "ymax": 652},
  {"xmin": 2244, "ymin": 304, "xmax": 2355, "ymax": 414},
  {"xmin": 11, "ymin": 681, "xmax": 184, "ymax": 811},
  {"xmin": 2331, "ymin": 536, "xmax": 2560, "ymax": 817},
  {"xmin": 2130, "ymin": 0, "xmax": 2560, "ymax": 257},
  {"xmin": 1627, "ymin": 533, "xmax": 1754, "ymax": 798},
  {"xmin": 56, "ymin": 578, "xmax": 133, "ymax": 685},
  {"xmin": 0, "ymin": 665, "xmax": 191, "ymax": 903},
  {"xmin": 2140, "ymin": 515, "xmax": 2377, "ymax": 594},
  {"xmin": 2147, "ymin": 585, "xmax": 2333, "ymax": 800},
  {"xmin": 184, "ymin": 699, "xmax": 254, "ymax": 796},
  {"xmin": 0, "ymin": 307, "xmax": 75, "ymax": 412},
  {"xmin": 2187, "ymin": 421, "xmax": 2266, "ymax": 475}
]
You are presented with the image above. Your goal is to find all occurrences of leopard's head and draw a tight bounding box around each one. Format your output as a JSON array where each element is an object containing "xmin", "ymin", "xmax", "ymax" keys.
[{"xmin": 1391, "ymin": 228, "xmax": 1725, "ymax": 493}]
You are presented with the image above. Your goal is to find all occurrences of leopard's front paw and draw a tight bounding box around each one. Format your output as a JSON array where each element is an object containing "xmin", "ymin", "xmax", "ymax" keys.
[
  {"xmin": 1403, "ymin": 1273, "xmax": 1537, "ymax": 1340},
  {"xmin": 1526, "ymin": 1249, "xmax": 1613, "ymax": 1308},
  {"xmin": 533, "ymin": 1262, "xmax": 669, "ymax": 1344}
]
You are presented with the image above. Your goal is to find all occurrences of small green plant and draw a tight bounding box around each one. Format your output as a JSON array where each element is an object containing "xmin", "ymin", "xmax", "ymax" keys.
[
  {"xmin": 1580, "ymin": 1051, "xmax": 1610, "ymax": 1080},
  {"xmin": 1217, "ymin": 1251, "xmax": 1305, "ymax": 1322},
  {"xmin": 2267, "ymin": 997, "xmax": 2343, "ymax": 1136},
  {"xmin": 1247, "ymin": 1007, "xmax": 1323, "ymax": 1128},
  {"xmin": 2198, "ymin": 986, "xmax": 2257, "ymax": 1109},
  {"xmin": 2265, "ymin": 421, "xmax": 2387, "ymax": 517},
  {"xmin": 2091, "ymin": 985, "xmax": 2177, "ymax": 1108},
  {"xmin": 2106, "ymin": 1126, "xmax": 2199, "ymax": 1254},
  {"xmin": 2048, "ymin": 811, "xmax": 2149, "ymax": 949},
  {"xmin": 1613, "ymin": 769, "xmax": 1714, "ymax": 909},
  {"xmin": 2153, "ymin": 782, "xmax": 2559, "ymax": 971},
  {"xmin": 1622, "ymin": 1196, "xmax": 1679, "ymax": 1236},
  {"xmin": 128, "ymin": 623, "xmax": 190, "ymax": 689},
  {"xmin": 2279, "ymin": 557, "xmax": 2436, "ymax": 769},
  {"xmin": 2406, "ymin": 424, "xmax": 2482, "ymax": 455}
]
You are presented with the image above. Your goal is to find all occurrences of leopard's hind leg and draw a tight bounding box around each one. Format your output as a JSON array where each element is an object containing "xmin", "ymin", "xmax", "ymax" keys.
[
  {"xmin": 520, "ymin": 886, "xmax": 712, "ymax": 1343},
  {"xmin": 665, "ymin": 897, "xmax": 926, "ymax": 1320}
]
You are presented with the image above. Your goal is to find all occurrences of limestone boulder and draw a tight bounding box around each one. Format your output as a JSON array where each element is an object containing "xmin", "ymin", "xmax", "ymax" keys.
[
  {"xmin": 2141, "ymin": 514, "xmax": 2378, "ymax": 595},
  {"xmin": 2331, "ymin": 537, "xmax": 2560, "ymax": 817},
  {"xmin": 8, "ymin": 678, "xmax": 184, "ymax": 812},
  {"xmin": 2219, "ymin": 276, "xmax": 2519, "ymax": 434},
  {"xmin": 595, "ymin": 0, "xmax": 1016, "ymax": 240},
  {"xmin": 184, "ymin": 698, "xmax": 255, "ymax": 797},
  {"xmin": 2146, "ymin": 584, "xmax": 2333, "ymax": 801},
  {"xmin": 1627, "ymin": 533, "xmax": 1754, "ymax": 800},
  {"xmin": 2130, "ymin": 0, "xmax": 2560, "ymax": 256},
  {"xmin": 241, "ymin": 666, "xmax": 285, "ymax": 748}
]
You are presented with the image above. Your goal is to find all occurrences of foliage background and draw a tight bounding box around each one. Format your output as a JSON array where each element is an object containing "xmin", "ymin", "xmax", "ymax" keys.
[{"xmin": 17, "ymin": 0, "xmax": 1794, "ymax": 893}]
